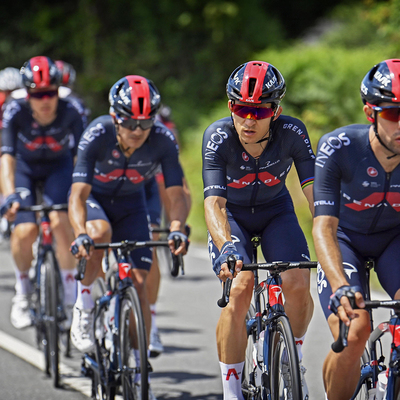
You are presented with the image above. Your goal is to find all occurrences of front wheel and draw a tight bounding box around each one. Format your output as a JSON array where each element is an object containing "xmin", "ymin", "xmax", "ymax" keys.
[
  {"xmin": 43, "ymin": 251, "xmax": 60, "ymax": 388},
  {"xmin": 269, "ymin": 316, "xmax": 302, "ymax": 400},
  {"xmin": 119, "ymin": 286, "xmax": 148, "ymax": 400}
]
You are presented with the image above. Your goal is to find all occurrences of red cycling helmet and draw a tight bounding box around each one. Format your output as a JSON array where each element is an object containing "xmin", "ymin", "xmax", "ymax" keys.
[
  {"xmin": 226, "ymin": 61, "xmax": 286, "ymax": 105},
  {"xmin": 109, "ymin": 75, "xmax": 161, "ymax": 119},
  {"xmin": 55, "ymin": 60, "xmax": 76, "ymax": 87},
  {"xmin": 20, "ymin": 56, "xmax": 62, "ymax": 89},
  {"xmin": 361, "ymin": 59, "xmax": 400, "ymax": 105}
]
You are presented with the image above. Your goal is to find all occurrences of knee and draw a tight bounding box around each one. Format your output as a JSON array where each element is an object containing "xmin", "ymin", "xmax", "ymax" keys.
[
  {"xmin": 282, "ymin": 271, "xmax": 310, "ymax": 300},
  {"xmin": 12, "ymin": 223, "xmax": 38, "ymax": 242}
]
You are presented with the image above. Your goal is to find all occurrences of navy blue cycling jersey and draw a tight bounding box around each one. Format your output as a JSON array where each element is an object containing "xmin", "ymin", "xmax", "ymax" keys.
[
  {"xmin": 1, "ymin": 98, "xmax": 83, "ymax": 161},
  {"xmin": 72, "ymin": 115, "xmax": 184, "ymax": 196},
  {"xmin": 314, "ymin": 124, "xmax": 400, "ymax": 233},
  {"xmin": 202, "ymin": 115, "xmax": 315, "ymax": 207}
]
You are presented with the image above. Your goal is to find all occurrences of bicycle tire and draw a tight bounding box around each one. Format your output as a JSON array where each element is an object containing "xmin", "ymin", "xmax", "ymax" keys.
[
  {"xmin": 242, "ymin": 304, "xmax": 262, "ymax": 400},
  {"xmin": 351, "ymin": 350, "xmax": 371, "ymax": 400},
  {"xmin": 269, "ymin": 316, "xmax": 302, "ymax": 400},
  {"xmin": 93, "ymin": 280, "xmax": 116, "ymax": 400},
  {"xmin": 43, "ymin": 251, "xmax": 60, "ymax": 387},
  {"xmin": 119, "ymin": 286, "xmax": 148, "ymax": 400}
]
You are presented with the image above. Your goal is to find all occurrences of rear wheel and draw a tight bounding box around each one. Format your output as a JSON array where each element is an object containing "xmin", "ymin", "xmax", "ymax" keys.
[
  {"xmin": 269, "ymin": 316, "xmax": 302, "ymax": 400},
  {"xmin": 43, "ymin": 251, "xmax": 60, "ymax": 387},
  {"xmin": 119, "ymin": 286, "xmax": 148, "ymax": 400}
]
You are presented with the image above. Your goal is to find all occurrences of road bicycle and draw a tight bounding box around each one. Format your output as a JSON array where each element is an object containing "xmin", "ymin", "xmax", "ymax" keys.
[
  {"xmin": 78, "ymin": 238, "xmax": 182, "ymax": 400},
  {"xmin": 19, "ymin": 203, "xmax": 70, "ymax": 388},
  {"xmin": 218, "ymin": 235, "xmax": 317, "ymax": 400},
  {"xmin": 331, "ymin": 259, "xmax": 400, "ymax": 400}
]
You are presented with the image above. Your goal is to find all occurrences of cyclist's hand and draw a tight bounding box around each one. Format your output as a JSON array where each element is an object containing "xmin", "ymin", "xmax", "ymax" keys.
[
  {"xmin": 329, "ymin": 285, "xmax": 365, "ymax": 326},
  {"xmin": 213, "ymin": 241, "xmax": 243, "ymax": 282},
  {"xmin": 0, "ymin": 193, "xmax": 20, "ymax": 221},
  {"xmin": 70, "ymin": 233, "xmax": 94, "ymax": 259},
  {"xmin": 168, "ymin": 231, "xmax": 189, "ymax": 255}
]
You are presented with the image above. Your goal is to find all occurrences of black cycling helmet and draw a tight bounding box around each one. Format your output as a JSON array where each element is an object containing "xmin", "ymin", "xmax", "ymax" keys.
[
  {"xmin": 226, "ymin": 60, "xmax": 286, "ymax": 105},
  {"xmin": 361, "ymin": 59, "xmax": 400, "ymax": 105},
  {"xmin": 109, "ymin": 75, "xmax": 161, "ymax": 119},
  {"xmin": 20, "ymin": 56, "xmax": 62, "ymax": 89},
  {"xmin": 55, "ymin": 60, "xmax": 76, "ymax": 87}
]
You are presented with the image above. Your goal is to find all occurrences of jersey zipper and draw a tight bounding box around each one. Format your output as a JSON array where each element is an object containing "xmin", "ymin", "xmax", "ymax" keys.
[
  {"xmin": 250, "ymin": 158, "xmax": 260, "ymax": 214},
  {"xmin": 368, "ymin": 172, "xmax": 391, "ymax": 233}
]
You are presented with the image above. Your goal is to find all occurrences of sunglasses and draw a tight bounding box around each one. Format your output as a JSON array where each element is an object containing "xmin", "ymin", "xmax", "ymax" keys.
[
  {"xmin": 117, "ymin": 115, "xmax": 155, "ymax": 131},
  {"xmin": 29, "ymin": 90, "xmax": 58, "ymax": 99},
  {"xmin": 368, "ymin": 103, "xmax": 400, "ymax": 122},
  {"xmin": 231, "ymin": 104, "xmax": 275, "ymax": 120}
]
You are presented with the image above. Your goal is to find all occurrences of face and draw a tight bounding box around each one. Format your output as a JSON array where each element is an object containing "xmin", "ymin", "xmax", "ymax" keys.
[
  {"xmin": 229, "ymin": 101, "xmax": 280, "ymax": 145},
  {"xmin": 28, "ymin": 85, "xmax": 59, "ymax": 119},
  {"xmin": 116, "ymin": 124, "xmax": 152, "ymax": 151},
  {"xmin": 365, "ymin": 102, "xmax": 400, "ymax": 154}
]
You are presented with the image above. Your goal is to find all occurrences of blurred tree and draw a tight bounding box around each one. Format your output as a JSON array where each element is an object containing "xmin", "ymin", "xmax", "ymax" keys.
[{"xmin": 0, "ymin": 0, "xmax": 363, "ymax": 138}]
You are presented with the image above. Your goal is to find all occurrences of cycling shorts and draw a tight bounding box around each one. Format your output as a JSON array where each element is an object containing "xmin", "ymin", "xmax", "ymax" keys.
[
  {"xmin": 14, "ymin": 157, "xmax": 73, "ymax": 225},
  {"xmin": 85, "ymin": 190, "xmax": 152, "ymax": 271},
  {"xmin": 317, "ymin": 225, "xmax": 400, "ymax": 319},
  {"xmin": 208, "ymin": 192, "xmax": 310, "ymax": 266},
  {"xmin": 144, "ymin": 176, "xmax": 161, "ymax": 226}
]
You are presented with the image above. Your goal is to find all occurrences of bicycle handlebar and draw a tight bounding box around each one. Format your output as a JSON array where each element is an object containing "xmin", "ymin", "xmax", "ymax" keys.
[
  {"xmin": 331, "ymin": 299, "xmax": 400, "ymax": 353},
  {"xmin": 74, "ymin": 239, "xmax": 183, "ymax": 281},
  {"xmin": 217, "ymin": 260, "xmax": 318, "ymax": 309},
  {"xmin": 18, "ymin": 203, "xmax": 68, "ymax": 213}
]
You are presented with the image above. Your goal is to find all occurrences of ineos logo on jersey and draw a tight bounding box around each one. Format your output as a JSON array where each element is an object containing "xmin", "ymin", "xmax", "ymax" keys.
[
  {"xmin": 242, "ymin": 152, "xmax": 249, "ymax": 162},
  {"xmin": 78, "ymin": 123, "xmax": 106, "ymax": 150},
  {"xmin": 204, "ymin": 128, "xmax": 229, "ymax": 160},
  {"xmin": 315, "ymin": 132, "xmax": 351, "ymax": 168},
  {"xmin": 367, "ymin": 167, "xmax": 378, "ymax": 177}
]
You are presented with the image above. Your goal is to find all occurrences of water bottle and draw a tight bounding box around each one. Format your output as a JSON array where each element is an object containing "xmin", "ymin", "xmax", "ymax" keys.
[
  {"xmin": 375, "ymin": 370, "xmax": 387, "ymax": 400},
  {"xmin": 257, "ymin": 330, "xmax": 265, "ymax": 362},
  {"xmin": 104, "ymin": 297, "xmax": 116, "ymax": 355}
]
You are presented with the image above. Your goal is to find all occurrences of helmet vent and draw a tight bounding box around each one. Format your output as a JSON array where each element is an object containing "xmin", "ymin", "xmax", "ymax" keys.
[
  {"xmin": 248, "ymin": 78, "xmax": 256, "ymax": 97},
  {"xmin": 138, "ymin": 97, "xmax": 144, "ymax": 114}
]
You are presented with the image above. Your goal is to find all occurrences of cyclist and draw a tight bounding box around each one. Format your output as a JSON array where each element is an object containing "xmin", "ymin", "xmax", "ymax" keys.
[
  {"xmin": 313, "ymin": 58, "xmax": 400, "ymax": 400},
  {"xmin": 202, "ymin": 60, "xmax": 315, "ymax": 400},
  {"xmin": 0, "ymin": 56, "xmax": 84, "ymax": 329},
  {"xmin": 68, "ymin": 75, "xmax": 189, "ymax": 377},
  {"xmin": 55, "ymin": 59, "xmax": 91, "ymax": 127}
]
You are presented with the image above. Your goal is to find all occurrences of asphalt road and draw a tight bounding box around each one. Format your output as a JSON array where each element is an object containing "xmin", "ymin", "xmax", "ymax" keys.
[{"xmin": 0, "ymin": 240, "xmax": 392, "ymax": 399}]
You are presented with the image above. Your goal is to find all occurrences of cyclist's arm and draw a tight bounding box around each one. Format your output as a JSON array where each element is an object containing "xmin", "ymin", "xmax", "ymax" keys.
[
  {"xmin": 165, "ymin": 185, "xmax": 189, "ymax": 254},
  {"xmin": 204, "ymin": 195, "xmax": 243, "ymax": 279},
  {"xmin": 0, "ymin": 153, "xmax": 19, "ymax": 218},
  {"xmin": 68, "ymin": 182, "xmax": 92, "ymax": 257},
  {"xmin": 302, "ymin": 183, "xmax": 314, "ymax": 217},
  {"xmin": 312, "ymin": 215, "xmax": 364, "ymax": 324}
]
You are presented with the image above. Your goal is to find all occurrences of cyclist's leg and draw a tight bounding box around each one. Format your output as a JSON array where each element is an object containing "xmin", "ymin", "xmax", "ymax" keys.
[
  {"xmin": 318, "ymin": 232, "xmax": 370, "ymax": 400},
  {"xmin": 374, "ymin": 227, "xmax": 400, "ymax": 301},
  {"xmin": 260, "ymin": 211, "xmax": 313, "ymax": 340},
  {"xmin": 9, "ymin": 165, "xmax": 38, "ymax": 328},
  {"xmin": 208, "ymin": 214, "xmax": 253, "ymax": 400},
  {"xmin": 70, "ymin": 194, "xmax": 112, "ymax": 352}
]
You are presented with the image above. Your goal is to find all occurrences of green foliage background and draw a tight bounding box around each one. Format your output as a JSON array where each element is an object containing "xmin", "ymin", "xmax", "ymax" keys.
[
  {"xmin": 1, "ymin": 0, "xmax": 400, "ymax": 258},
  {"xmin": 181, "ymin": 0, "xmax": 400, "ymax": 260}
]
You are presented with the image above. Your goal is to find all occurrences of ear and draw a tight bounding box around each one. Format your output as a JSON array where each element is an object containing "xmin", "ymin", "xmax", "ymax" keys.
[
  {"xmin": 273, "ymin": 105, "xmax": 283, "ymax": 120},
  {"xmin": 228, "ymin": 100, "xmax": 233, "ymax": 111},
  {"xmin": 363, "ymin": 105, "xmax": 375, "ymax": 123}
]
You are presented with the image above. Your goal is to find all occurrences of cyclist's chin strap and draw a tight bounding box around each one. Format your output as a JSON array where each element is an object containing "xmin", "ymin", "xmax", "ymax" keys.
[
  {"xmin": 114, "ymin": 123, "xmax": 131, "ymax": 154},
  {"xmin": 372, "ymin": 115, "xmax": 398, "ymax": 159}
]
